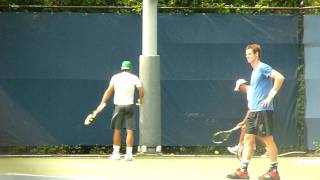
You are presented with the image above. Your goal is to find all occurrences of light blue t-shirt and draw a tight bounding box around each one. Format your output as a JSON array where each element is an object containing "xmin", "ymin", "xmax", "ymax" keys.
[{"xmin": 250, "ymin": 62, "xmax": 274, "ymax": 111}]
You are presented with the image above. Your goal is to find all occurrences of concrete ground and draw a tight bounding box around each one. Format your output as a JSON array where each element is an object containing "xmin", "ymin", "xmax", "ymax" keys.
[{"xmin": 0, "ymin": 155, "xmax": 319, "ymax": 180}]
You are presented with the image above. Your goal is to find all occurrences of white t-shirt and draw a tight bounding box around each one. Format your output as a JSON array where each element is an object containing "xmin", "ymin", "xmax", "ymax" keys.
[{"xmin": 109, "ymin": 71, "xmax": 142, "ymax": 105}]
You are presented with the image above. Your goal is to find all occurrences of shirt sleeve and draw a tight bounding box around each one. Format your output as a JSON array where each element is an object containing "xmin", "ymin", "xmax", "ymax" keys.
[
  {"xmin": 261, "ymin": 63, "xmax": 273, "ymax": 78},
  {"xmin": 134, "ymin": 76, "xmax": 142, "ymax": 88},
  {"xmin": 109, "ymin": 76, "xmax": 115, "ymax": 86}
]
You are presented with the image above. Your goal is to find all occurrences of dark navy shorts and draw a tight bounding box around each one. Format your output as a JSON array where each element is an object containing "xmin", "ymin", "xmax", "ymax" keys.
[
  {"xmin": 111, "ymin": 105, "xmax": 135, "ymax": 130},
  {"xmin": 246, "ymin": 110, "xmax": 274, "ymax": 136}
]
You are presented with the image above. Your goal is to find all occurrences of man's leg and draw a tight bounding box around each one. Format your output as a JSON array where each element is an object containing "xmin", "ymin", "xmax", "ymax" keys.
[
  {"xmin": 126, "ymin": 129, "xmax": 134, "ymax": 153},
  {"xmin": 261, "ymin": 136, "xmax": 278, "ymax": 164},
  {"xmin": 242, "ymin": 126, "xmax": 257, "ymax": 152},
  {"xmin": 125, "ymin": 129, "xmax": 134, "ymax": 161},
  {"xmin": 239, "ymin": 126, "xmax": 246, "ymax": 145},
  {"xmin": 239, "ymin": 134, "xmax": 255, "ymax": 176},
  {"xmin": 110, "ymin": 129, "xmax": 121, "ymax": 160},
  {"xmin": 113, "ymin": 128, "xmax": 122, "ymax": 146},
  {"xmin": 227, "ymin": 134, "xmax": 254, "ymax": 179},
  {"xmin": 126, "ymin": 129, "xmax": 134, "ymax": 147},
  {"xmin": 241, "ymin": 134, "xmax": 256, "ymax": 167},
  {"xmin": 258, "ymin": 136, "xmax": 280, "ymax": 180},
  {"xmin": 256, "ymin": 136, "xmax": 269, "ymax": 158}
]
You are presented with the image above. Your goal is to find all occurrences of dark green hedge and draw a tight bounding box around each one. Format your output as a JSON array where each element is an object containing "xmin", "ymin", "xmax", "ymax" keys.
[
  {"xmin": 0, "ymin": 0, "xmax": 314, "ymax": 7},
  {"xmin": 0, "ymin": 0, "xmax": 320, "ymax": 14}
]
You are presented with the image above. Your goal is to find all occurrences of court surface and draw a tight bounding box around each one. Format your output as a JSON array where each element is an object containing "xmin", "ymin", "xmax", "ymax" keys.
[{"xmin": 0, "ymin": 155, "xmax": 319, "ymax": 180}]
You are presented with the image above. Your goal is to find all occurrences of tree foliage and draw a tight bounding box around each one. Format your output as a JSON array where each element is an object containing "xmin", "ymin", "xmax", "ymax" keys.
[
  {"xmin": 1, "ymin": 0, "xmax": 320, "ymax": 14},
  {"xmin": 1, "ymin": 0, "xmax": 320, "ymax": 7}
]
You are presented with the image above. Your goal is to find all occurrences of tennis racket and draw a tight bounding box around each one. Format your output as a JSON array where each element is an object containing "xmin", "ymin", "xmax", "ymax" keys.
[{"xmin": 212, "ymin": 125, "xmax": 241, "ymax": 144}]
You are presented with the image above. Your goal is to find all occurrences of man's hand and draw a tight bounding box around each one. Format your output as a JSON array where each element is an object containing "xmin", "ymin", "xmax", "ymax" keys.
[
  {"xmin": 136, "ymin": 98, "xmax": 142, "ymax": 106},
  {"xmin": 236, "ymin": 121, "xmax": 245, "ymax": 128},
  {"xmin": 261, "ymin": 96, "xmax": 273, "ymax": 107},
  {"xmin": 84, "ymin": 114, "xmax": 93, "ymax": 125}
]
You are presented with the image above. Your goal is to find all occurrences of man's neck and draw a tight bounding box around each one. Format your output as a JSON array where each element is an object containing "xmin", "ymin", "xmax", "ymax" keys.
[{"xmin": 250, "ymin": 59, "xmax": 260, "ymax": 69}]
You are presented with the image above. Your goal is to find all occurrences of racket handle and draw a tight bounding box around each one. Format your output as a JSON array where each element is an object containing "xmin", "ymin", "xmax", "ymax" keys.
[{"xmin": 84, "ymin": 114, "xmax": 93, "ymax": 125}]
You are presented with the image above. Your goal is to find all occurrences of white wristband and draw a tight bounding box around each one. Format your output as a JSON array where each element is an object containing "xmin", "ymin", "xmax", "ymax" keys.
[{"xmin": 268, "ymin": 89, "xmax": 277, "ymax": 99}]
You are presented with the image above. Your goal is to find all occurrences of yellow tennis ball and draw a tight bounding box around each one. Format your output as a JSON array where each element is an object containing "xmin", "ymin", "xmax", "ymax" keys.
[{"xmin": 214, "ymin": 150, "xmax": 219, "ymax": 155}]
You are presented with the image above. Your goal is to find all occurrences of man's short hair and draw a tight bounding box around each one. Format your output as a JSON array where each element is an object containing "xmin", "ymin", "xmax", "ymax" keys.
[{"xmin": 246, "ymin": 44, "xmax": 261, "ymax": 58}]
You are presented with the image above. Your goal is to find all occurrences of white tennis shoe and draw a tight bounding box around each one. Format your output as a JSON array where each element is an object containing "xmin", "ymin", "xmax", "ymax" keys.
[
  {"xmin": 227, "ymin": 145, "xmax": 239, "ymax": 155},
  {"xmin": 124, "ymin": 154, "xmax": 133, "ymax": 161},
  {"xmin": 110, "ymin": 153, "xmax": 121, "ymax": 160},
  {"xmin": 260, "ymin": 151, "xmax": 269, "ymax": 158}
]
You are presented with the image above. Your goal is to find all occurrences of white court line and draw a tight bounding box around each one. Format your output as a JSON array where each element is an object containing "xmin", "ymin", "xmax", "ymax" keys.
[
  {"xmin": 0, "ymin": 173, "xmax": 85, "ymax": 180},
  {"xmin": 0, "ymin": 173, "xmax": 109, "ymax": 180},
  {"xmin": 293, "ymin": 159, "xmax": 320, "ymax": 165},
  {"xmin": 0, "ymin": 154, "xmax": 108, "ymax": 158}
]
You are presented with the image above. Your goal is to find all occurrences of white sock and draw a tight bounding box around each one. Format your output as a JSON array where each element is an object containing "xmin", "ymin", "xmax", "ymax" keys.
[
  {"xmin": 126, "ymin": 147, "xmax": 133, "ymax": 155},
  {"xmin": 113, "ymin": 145, "xmax": 120, "ymax": 153},
  {"xmin": 241, "ymin": 160, "xmax": 249, "ymax": 164}
]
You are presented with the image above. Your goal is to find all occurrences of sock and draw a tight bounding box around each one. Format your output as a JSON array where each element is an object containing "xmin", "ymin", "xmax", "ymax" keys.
[
  {"xmin": 126, "ymin": 147, "xmax": 133, "ymax": 155},
  {"xmin": 113, "ymin": 145, "xmax": 120, "ymax": 154},
  {"xmin": 270, "ymin": 162, "xmax": 278, "ymax": 172},
  {"xmin": 240, "ymin": 161, "xmax": 249, "ymax": 172}
]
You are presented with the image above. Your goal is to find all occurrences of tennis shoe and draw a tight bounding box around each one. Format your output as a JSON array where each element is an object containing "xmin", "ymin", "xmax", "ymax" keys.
[
  {"xmin": 110, "ymin": 153, "xmax": 121, "ymax": 160},
  {"xmin": 124, "ymin": 154, "xmax": 133, "ymax": 161},
  {"xmin": 226, "ymin": 169, "xmax": 249, "ymax": 179},
  {"xmin": 227, "ymin": 145, "xmax": 239, "ymax": 155},
  {"xmin": 260, "ymin": 151, "xmax": 269, "ymax": 158},
  {"xmin": 258, "ymin": 170, "xmax": 280, "ymax": 180}
]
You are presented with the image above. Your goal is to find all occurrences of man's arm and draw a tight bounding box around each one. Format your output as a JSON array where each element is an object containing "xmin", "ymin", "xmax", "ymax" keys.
[
  {"xmin": 96, "ymin": 84, "xmax": 114, "ymax": 112},
  {"xmin": 136, "ymin": 86, "xmax": 144, "ymax": 105},
  {"xmin": 269, "ymin": 69, "xmax": 285, "ymax": 92},
  {"xmin": 237, "ymin": 110, "xmax": 250, "ymax": 127},
  {"xmin": 262, "ymin": 69, "xmax": 285, "ymax": 107}
]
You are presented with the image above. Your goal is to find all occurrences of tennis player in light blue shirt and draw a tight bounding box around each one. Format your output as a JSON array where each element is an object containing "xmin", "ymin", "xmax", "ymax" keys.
[{"xmin": 227, "ymin": 44, "xmax": 285, "ymax": 180}]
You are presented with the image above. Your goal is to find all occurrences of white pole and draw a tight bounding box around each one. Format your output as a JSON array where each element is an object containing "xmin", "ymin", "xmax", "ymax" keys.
[
  {"xmin": 142, "ymin": 0, "xmax": 158, "ymax": 55},
  {"xmin": 139, "ymin": 0, "xmax": 161, "ymax": 153}
]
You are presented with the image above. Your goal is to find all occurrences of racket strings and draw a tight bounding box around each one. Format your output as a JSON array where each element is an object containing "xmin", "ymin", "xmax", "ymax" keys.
[
  {"xmin": 212, "ymin": 131, "xmax": 231, "ymax": 143},
  {"xmin": 219, "ymin": 131, "xmax": 231, "ymax": 140},
  {"xmin": 211, "ymin": 126, "xmax": 240, "ymax": 144}
]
